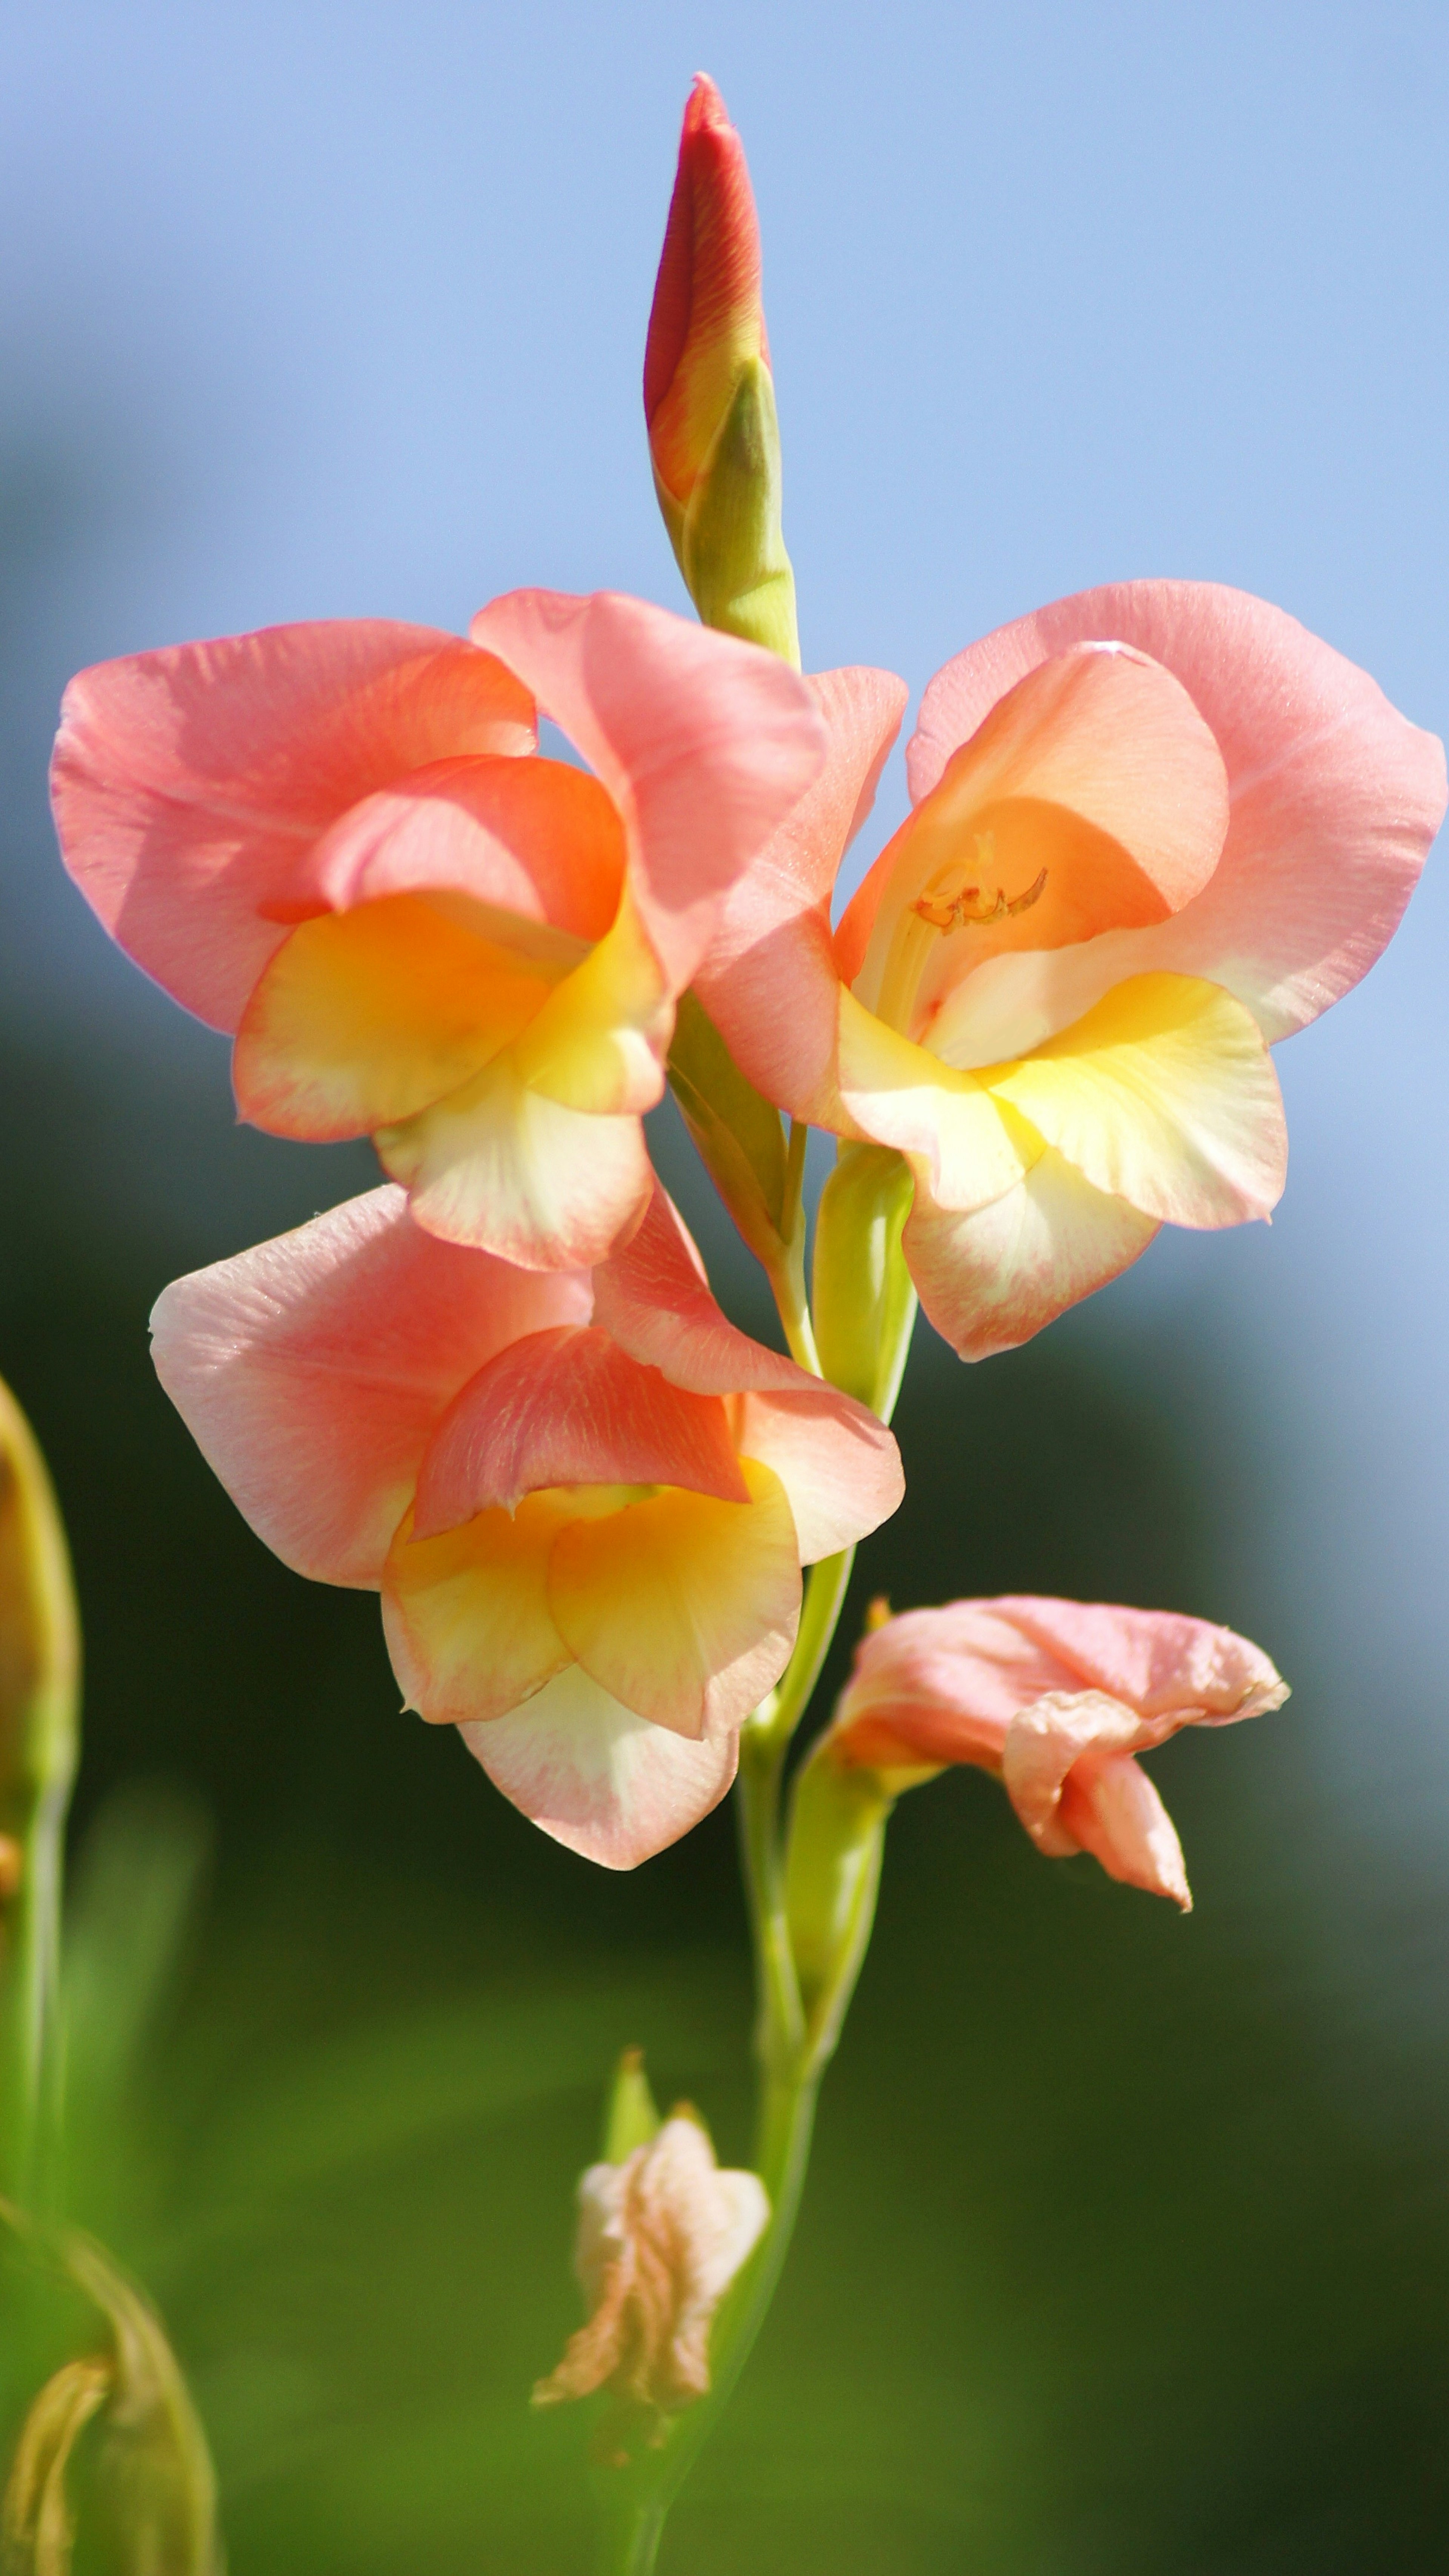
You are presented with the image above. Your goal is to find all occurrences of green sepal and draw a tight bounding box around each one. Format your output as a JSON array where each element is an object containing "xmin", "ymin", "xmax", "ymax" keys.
[
  {"xmin": 783, "ymin": 1745, "xmax": 893, "ymax": 2057},
  {"xmin": 601, "ymin": 2047, "xmax": 662, "ymax": 2165},
  {"xmin": 680, "ymin": 357, "xmax": 800, "ymax": 667},
  {"xmin": 667, "ymin": 991, "xmax": 790, "ymax": 1270},
  {"xmin": 812, "ymin": 1143, "xmax": 918, "ymax": 1423}
]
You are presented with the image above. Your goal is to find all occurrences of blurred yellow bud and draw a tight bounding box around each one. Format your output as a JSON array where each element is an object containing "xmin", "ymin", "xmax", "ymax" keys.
[
  {"xmin": 534, "ymin": 2112, "xmax": 768, "ymax": 2417},
  {"xmin": 645, "ymin": 76, "xmax": 799, "ymax": 664},
  {"xmin": 0, "ymin": 2211, "xmax": 222, "ymax": 2576},
  {"xmin": 0, "ymin": 1380, "xmax": 80, "ymax": 2202}
]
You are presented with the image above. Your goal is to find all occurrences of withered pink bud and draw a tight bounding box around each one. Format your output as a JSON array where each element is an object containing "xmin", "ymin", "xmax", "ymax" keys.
[
  {"xmin": 823, "ymin": 1595, "xmax": 1289, "ymax": 1909},
  {"xmin": 534, "ymin": 2113, "xmax": 768, "ymax": 2415}
]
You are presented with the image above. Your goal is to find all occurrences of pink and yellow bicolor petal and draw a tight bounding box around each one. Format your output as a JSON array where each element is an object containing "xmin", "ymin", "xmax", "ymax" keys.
[
  {"xmin": 56, "ymin": 589, "xmax": 825, "ymax": 1273},
  {"xmin": 151, "ymin": 1182, "xmax": 902, "ymax": 1870}
]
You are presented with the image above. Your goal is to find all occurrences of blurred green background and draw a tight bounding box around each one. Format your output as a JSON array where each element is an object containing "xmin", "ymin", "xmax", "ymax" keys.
[{"xmin": 4, "ymin": 1, "xmax": 1449, "ymax": 2565}]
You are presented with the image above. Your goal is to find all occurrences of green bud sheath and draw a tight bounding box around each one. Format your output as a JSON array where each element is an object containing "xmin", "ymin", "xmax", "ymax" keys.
[
  {"xmin": 813, "ymin": 1144, "xmax": 918, "ymax": 1423},
  {"xmin": 678, "ymin": 358, "xmax": 800, "ymax": 667}
]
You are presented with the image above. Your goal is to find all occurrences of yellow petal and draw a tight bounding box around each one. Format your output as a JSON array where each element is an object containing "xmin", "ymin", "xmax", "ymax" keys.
[
  {"xmin": 984, "ymin": 971, "xmax": 1286, "ymax": 1227},
  {"xmin": 512, "ymin": 890, "xmax": 672, "ymax": 1115},
  {"xmin": 382, "ymin": 1492, "xmax": 573, "ymax": 1725},
  {"xmin": 234, "ymin": 890, "xmax": 582, "ymax": 1140},
  {"xmin": 547, "ymin": 1459, "xmax": 801, "ymax": 1737}
]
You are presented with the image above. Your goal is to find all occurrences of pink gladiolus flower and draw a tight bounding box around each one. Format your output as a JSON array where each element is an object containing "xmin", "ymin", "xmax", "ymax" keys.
[
  {"xmin": 821, "ymin": 1595, "xmax": 1290, "ymax": 1907},
  {"xmin": 534, "ymin": 2112, "xmax": 769, "ymax": 2413},
  {"xmin": 645, "ymin": 72, "xmax": 769, "ymax": 525},
  {"xmin": 149, "ymin": 1186, "xmax": 902, "ymax": 1868},
  {"xmin": 52, "ymin": 590, "xmax": 826, "ymax": 1272},
  {"xmin": 700, "ymin": 584, "xmax": 1447, "ymax": 1358}
]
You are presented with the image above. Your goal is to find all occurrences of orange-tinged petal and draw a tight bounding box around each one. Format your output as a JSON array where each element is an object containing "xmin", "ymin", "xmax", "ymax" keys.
[
  {"xmin": 983, "ymin": 970, "xmax": 1286, "ymax": 1228},
  {"xmin": 275, "ymin": 752, "xmax": 626, "ymax": 940},
  {"xmin": 377, "ymin": 1050, "xmax": 654, "ymax": 1270},
  {"xmin": 851, "ymin": 644, "xmax": 1228, "ymax": 1038},
  {"xmin": 903, "ymin": 1152, "xmax": 1159, "ymax": 1360},
  {"xmin": 547, "ymin": 1459, "xmax": 800, "ymax": 1736},
  {"xmin": 414, "ymin": 1324, "xmax": 748, "ymax": 1532},
  {"xmin": 233, "ymin": 892, "xmax": 579, "ymax": 1140},
  {"xmin": 382, "ymin": 1492, "xmax": 574, "ymax": 1726},
  {"xmin": 458, "ymin": 1663, "xmax": 739, "ymax": 1868}
]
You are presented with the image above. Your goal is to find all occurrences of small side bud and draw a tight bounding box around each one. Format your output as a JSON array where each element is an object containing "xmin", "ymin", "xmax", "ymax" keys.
[
  {"xmin": 534, "ymin": 2113, "xmax": 768, "ymax": 2419},
  {"xmin": 645, "ymin": 75, "xmax": 799, "ymax": 664},
  {"xmin": 812, "ymin": 1144, "xmax": 918, "ymax": 1422}
]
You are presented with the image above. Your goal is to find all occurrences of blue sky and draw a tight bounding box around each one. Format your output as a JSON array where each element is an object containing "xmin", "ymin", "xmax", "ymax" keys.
[{"xmin": 2, "ymin": 0, "xmax": 1448, "ymax": 1868}]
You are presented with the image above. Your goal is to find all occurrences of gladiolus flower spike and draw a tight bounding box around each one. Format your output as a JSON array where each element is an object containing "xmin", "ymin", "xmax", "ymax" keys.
[{"xmin": 149, "ymin": 1184, "xmax": 902, "ymax": 1870}]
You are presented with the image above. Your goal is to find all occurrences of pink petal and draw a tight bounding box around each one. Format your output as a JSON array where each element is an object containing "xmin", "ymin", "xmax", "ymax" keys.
[
  {"xmin": 1056, "ymin": 1751, "xmax": 1192, "ymax": 1908},
  {"xmin": 593, "ymin": 1187, "xmax": 904, "ymax": 1555},
  {"xmin": 697, "ymin": 665, "xmax": 909, "ymax": 1122},
  {"xmin": 734, "ymin": 1385, "xmax": 904, "ymax": 1561},
  {"xmin": 457, "ymin": 1664, "xmax": 740, "ymax": 1868},
  {"xmin": 277, "ymin": 753, "xmax": 625, "ymax": 941},
  {"xmin": 844, "ymin": 644, "xmax": 1229, "ymax": 1022},
  {"xmin": 469, "ymin": 590, "xmax": 826, "ymax": 992},
  {"xmin": 1000, "ymin": 1687, "xmax": 1144, "ymax": 1854},
  {"xmin": 52, "ymin": 622, "xmax": 535, "ymax": 1030},
  {"xmin": 149, "ymin": 1187, "xmax": 589, "ymax": 1585},
  {"xmin": 903, "ymin": 1149, "xmax": 1160, "ymax": 1360},
  {"xmin": 591, "ymin": 1187, "xmax": 806, "ymax": 1394},
  {"xmin": 832, "ymin": 1600, "xmax": 1080, "ymax": 1770},
  {"xmin": 413, "ymin": 1325, "xmax": 749, "ymax": 1532},
  {"xmin": 992, "ymin": 1595, "xmax": 1290, "ymax": 1735},
  {"xmin": 907, "ymin": 581, "xmax": 1447, "ymax": 1045}
]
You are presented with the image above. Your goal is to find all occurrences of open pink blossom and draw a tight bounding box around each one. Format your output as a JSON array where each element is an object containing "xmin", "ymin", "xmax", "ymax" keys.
[
  {"xmin": 700, "ymin": 583, "xmax": 1446, "ymax": 1358},
  {"xmin": 149, "ymin": 1185, "xmax": 901, "ymax": 1868},
  {"xmin": 53, "ymin": 589, "xmax": 825, "ymax": 1272},
  {"xmin": 821, "ymin": 1595, "xmax": 1289, "ymax": 1907}
]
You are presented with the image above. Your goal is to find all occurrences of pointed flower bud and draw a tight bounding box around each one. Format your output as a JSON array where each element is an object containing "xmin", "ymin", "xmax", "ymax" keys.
[
  {"xmin": 534, "ymin": 2112, "xmax": 769, "ymax": 2416},
  {"xmin": 645, "ymin": 75, "xmax": 799, "ymax": 665}
]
